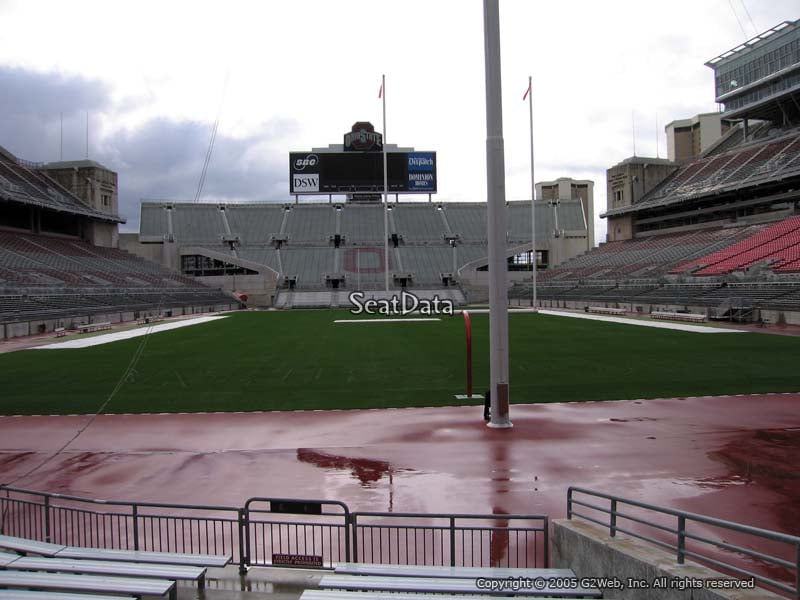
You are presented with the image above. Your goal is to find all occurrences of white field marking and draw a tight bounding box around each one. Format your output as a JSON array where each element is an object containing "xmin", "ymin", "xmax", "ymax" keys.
[
  {"xmin": 535, "ymin": 309, "xmax": 744, "ymax": 334},
  {"xmin": 33, "ymin": 316, "xmax": 229, "ymax": 349},
  {"xmin": 334, "ymin": 318, "xmax": 441, "ymax": 323}
]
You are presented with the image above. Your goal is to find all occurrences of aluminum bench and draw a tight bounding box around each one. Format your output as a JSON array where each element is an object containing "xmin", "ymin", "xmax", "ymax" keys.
[
  {"xmin": 55, "ymin": 546, "xmax": 230, "ymax": 568},
  {"xmin": 0, "ymin": 591, "xmax": 135, "ymax": 600},
  {"xmin": 650, "ymin": 311, "xmax": 706, "ymax": 322},
  {"xmin": 304, "ymin": 592, "xmax": 565, "ymax": 600},
  {"xmin": 0, "ymin": 536, "xmax": 64, "ymax": 557},
  {"xmin": 0, "ymin": 551, "xmax": 23, "ymax": 567},
  {"xmin": 7, "ymin": 556, "xmax": 207, "ymax": 590},
  {"xmin": 0, "ymin": 571, "xmax": 176, "ymax": 600},
  {"xmin": 334, "ymin": 564, "xmax": 574, "ymax": 580},
  {"xmin": 0, "ymin": 535, "xmax": 229, "ymax": 568},
  {"xmin": 318, "ymin": 574, "xmax": 602, "ymax": 598},
  {"xmin": 586, "ymin": 306, "xmax": 625, "ymax": 315}
]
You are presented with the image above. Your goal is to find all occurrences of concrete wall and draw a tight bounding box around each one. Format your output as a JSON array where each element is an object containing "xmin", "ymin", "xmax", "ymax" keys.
[
  {"xmin": 536, "ymin": 178, "xmax": 595, "ymax": 250},
  {"xmin": 608, "ymin": 215, "xmax": 634, "ymax": 242},
  {"xmin": 549, "ymin": 234, "xmax": 590, "ymax": 267},
  {"xmin": 195, "ymin": 273, "xmax": 278, "ymax": 307},
  {"xmin": 552, "ymin": 519, "xmax": 783, "ymax": 600},
  {"xmin": 119, "ymin": 233, "xmax": 163, "ymax": 262},
  {"xmin": 84, "ymin": 221, "xmax": 119, "ymax": 248},
  {"xmin": 119, "ymin": 235, "xmax": 180, "ymax": 271},
  {"xmin": 606, "ymin": 158, "xmax": 679, "ymax": 240}
]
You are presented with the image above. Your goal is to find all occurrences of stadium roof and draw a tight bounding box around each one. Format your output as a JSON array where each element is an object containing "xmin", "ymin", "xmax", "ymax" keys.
[
  {"xmin": 0, "ymin": 145, "xmax": 123, "ymax": 223},
  {"xmin": 602, "ymin": 129, "xmax": 800, "ymax": 219},
  {"xmin": 704, "ymin": 20, "xmax": 799, "ymax": 68},
  {"xmin": 44, "ymin": 159, "xmax": 111, "ymax": 170}
]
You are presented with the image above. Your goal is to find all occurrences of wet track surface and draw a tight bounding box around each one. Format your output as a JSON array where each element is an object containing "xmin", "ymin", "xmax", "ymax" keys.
[{"xmin": 1, "ymin": 394, "xmax": 797, "ymax": 538}]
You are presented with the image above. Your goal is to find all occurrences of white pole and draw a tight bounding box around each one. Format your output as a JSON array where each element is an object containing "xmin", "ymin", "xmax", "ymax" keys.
[
  {"xmin": 483, "ymin": 0, "xmax": 511, "ymax": 428},
  {"xmin": 527, "ymin": 76, "xmax": 536, "ymax": 311},
  {"xmin": 655, "ymin": 112, "xmax": 659, "ymax": 159},
  {"xmin": 382, "ymin": 74, "xmax": 390, "ymax": 292}
]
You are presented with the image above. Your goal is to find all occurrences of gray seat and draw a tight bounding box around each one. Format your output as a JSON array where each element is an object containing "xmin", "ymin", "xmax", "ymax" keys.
[
  {"xmin": 334, "ymin": 563, "xmax": 574, "ymax": 580},
  {"xmin": 0, "ymin": 571, "xmax": 176, "ymax": 600},
  {"xmin": 8, "ymin": 556, "xmax": 207, "ymax": 589},
  {"xmin": 0, "ymin": 591, "xmax": 135, "ymax": 600},
  {"xmin": 319, "ymin": 574, "xmax": 602, "ymax": 597},
  {"xmin": 55, "ymin": 546, "xmax": 230, "ymax": 568},
  {"xmin": 0, "ymin": 535, "xmax": 64, "ymax": 557},
  {"xmin": 304, "ymin": 592, "xmax": 565, "ymax": 600}
]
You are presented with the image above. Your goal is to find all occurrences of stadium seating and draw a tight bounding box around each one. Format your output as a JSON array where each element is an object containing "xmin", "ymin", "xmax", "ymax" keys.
[
  {"xmin": 339, "ymin": 204, "xmax": 387, "ymax": 244},
  {"xmin": 142, "ymin": 201, "xmax": 591, "ymax": 294},
  {"xmin": 539, "ymin": 225, "xmax": 762, "ymax": 282},
  {"xmin": 0, "ymin": 232, "xmax": 199, "ymax": 288},
  {"xmin": 0, "ymin": 231, "xmax": 236, "ymax": 325},
  {"xmin": 391, "ymin": 204, "xmax": 448, "ymax": 242},
  {"xmin": 225, "ymin": 204, "xmax": 285, "ymax": 244},
  {"xmin": 617, "ymin": 127, "xmax": 800, "ymax": 216},
  {"xmin": 284, "ymin": 205, "xmax": 337, "ymax": 243},
  {"xmin": 0, "ymin": 148, "xmax": 112, "ymax": 221},
  {"xmin": 672, "ymin": 216, "xmax": 800, "ymax": 276}
]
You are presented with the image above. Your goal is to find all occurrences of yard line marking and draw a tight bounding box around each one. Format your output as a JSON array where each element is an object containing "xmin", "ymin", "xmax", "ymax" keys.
[{"xmin": 334, "ymin": 318, "xmax": 441, "ymax": 323}]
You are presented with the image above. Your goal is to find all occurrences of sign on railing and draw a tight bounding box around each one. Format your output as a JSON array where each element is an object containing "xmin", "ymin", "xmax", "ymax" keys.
[{"xmin": 243, "ymin": 497, "xmax": 350, "ymax": 569}]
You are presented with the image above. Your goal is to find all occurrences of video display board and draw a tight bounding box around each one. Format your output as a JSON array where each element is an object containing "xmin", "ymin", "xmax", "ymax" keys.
[{"xmin": 289, "ymin": 151, "xmax": 437, "ymax": 194}]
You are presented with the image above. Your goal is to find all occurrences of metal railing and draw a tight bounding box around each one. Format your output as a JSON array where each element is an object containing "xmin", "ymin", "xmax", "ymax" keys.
[
  {"xmin": 567, "ymin": 486, "xmax": 800, "ymax": 599},
  {"xmin": 0, "ymin": 486, "xmax": 242, "ymax": 567},
  {"xmin": 352, "ymin": 512, "xmax": 548, "ymax": 568},
  {"xmin": 243, "ymin": 498, "xmax": 350, "ymax": 568},
  {"xmin": 1, "ymin": 486, "xmax": 549, "ymax": 573}
]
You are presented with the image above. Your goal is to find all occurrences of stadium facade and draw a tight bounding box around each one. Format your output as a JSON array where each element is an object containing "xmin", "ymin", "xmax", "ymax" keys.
[
  {"xmin": 126, "ymin": 196, "xmax": 592, "ymax": 308},
  {"xmin": 518, "ymin": 19, "xmax": 800, "ymax": 325},
  {"xmin": 125, "ymin": 123, "xmax": 594, "ymax": 308}
]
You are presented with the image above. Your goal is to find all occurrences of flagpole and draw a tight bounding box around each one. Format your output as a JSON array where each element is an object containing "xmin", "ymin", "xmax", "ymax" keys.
[
  {"xmin": 382, "ymin": 74, "xmax": 389, "ymax": 292},
  {"xmin": 526, "ymin": 76, "xmax": 536, "ymax": 310},
  {"xmin": 483, "ymin": 0, "xmax": 511, "ymax": 428}
]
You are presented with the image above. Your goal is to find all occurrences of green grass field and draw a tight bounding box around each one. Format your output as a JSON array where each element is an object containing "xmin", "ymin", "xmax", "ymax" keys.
[{"xmin": 1, "ymin": 310, "xmax": 799, "ymax": 415}]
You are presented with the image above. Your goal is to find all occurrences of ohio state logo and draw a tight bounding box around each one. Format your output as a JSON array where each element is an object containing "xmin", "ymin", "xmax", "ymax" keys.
[{"xmin": 344, "ymin": 121, "xmax": 383, "ymax": 151}]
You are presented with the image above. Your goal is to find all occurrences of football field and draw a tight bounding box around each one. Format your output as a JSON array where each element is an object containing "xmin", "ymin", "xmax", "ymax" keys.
[{"xmin": 1, "ymin": 310, "xmax": 799, "ymax": 415}]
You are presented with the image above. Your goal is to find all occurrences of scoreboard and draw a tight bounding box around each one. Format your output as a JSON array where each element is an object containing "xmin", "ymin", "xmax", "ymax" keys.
[{"xmin": 289, "ymin": 151, "xmax": 437, "ymax": 195}]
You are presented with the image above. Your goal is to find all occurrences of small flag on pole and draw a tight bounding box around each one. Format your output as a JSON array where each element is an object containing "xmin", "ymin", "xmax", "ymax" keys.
[
  {"xmin": 378, "ymin": 80, "xmax": 384, "ymax": 99},
  {"xmin": 523, "ymin": 81, "xmax": 531, "ymax": 101}
]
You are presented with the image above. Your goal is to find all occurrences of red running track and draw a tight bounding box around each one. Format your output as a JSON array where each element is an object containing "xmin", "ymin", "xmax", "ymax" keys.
[
  {"xmin": 0, "ymin": 394, "xmax": 797, "ymax": 535},
  {"xmin": 2, "ymin": 394, "xmax": 798, "ymax": 586}
]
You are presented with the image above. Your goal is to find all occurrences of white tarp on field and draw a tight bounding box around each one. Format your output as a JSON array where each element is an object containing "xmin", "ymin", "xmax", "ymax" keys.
[
  {"xmin": 34, "ymin": 316, "xmax": 228, "ymax": 349},
  {"xmin": 536, "ymin": 309, "xmax": 743, "ymax": 333}
]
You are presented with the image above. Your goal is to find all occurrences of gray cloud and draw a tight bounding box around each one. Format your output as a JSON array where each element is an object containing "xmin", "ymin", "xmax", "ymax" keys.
[
  {"xmin": 0, "ymin": 66, "xmax": 299, "ymax": 231},
  {"xmin": 98, "ymin": 118, "xmax": 297, "ymax": 229},
  {"xmin": 0, "ymin": 67, "xmax": 112, "ymax": 160}
]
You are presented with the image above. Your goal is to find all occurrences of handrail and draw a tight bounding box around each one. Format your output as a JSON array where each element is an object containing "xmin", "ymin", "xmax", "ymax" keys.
[
  {"xmin": 1, "ymin": 486, "xmax": 550, "ymax": 574},
  {"xmin": 351, "ymin": 511, "xmax": 548, "ymax": 568},
  {"xmin": 567, "ymin": 486, "xmax": 800, "ymax": 598}
]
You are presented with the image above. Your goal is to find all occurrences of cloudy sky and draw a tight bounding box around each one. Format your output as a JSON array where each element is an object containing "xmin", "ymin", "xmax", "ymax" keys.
[{"xmin": 0, "ymin": 1, "xmax": 797, "ymax": 241}]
